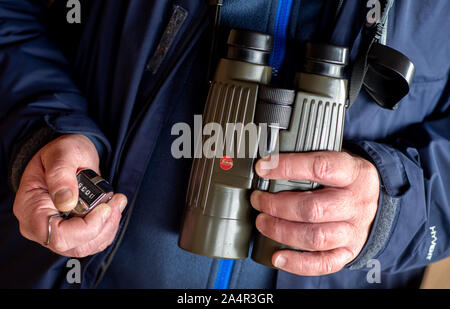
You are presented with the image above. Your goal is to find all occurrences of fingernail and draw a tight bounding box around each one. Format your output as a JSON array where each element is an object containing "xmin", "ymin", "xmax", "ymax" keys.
[
  {"xmin": 53, "ymin": 188, "xmax": 73, "ymax": 207},
  {"xmin": 256, "ymin": 160, "xmax": 270, "ymax": 177},
  {"xmin": 102, "ymin": 205, "xmax": 112, "ymax": 223},
  {"xmin": 250, "ymin": 191, "xmax": 261, "ymax": 209},
  {"xmin": 274, "ymin": 254, "xmax": 286, "ymax": 268},
  {"xmin": 119, "ymin": 197, "xmax": 127, "ymax": 213},
  {"xmin": 255, "ymin": 214, "xmax": 267, "ymax": 233}
]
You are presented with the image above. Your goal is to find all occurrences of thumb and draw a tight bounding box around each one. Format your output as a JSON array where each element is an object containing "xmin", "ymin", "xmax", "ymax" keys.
[
  {"xmin": 41, "ymin": 135, "xmax": 99, "ymax": 212},
  {"xmin": 45, "ymin": 158, "xmax": 79, "ymax": 212}
]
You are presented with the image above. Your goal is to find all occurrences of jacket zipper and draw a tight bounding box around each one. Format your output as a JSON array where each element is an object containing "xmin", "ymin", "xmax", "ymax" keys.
[
  {"xmin": 213, "ymin": 0, "xmax": 294, "ymax": 290},
  {"xmin": 269, "ymin": 0, "xmax": 294, "ymax": 78},
  {"xmin": 214, "ymin": 260, "xmax": 235, "ymax": 289}
]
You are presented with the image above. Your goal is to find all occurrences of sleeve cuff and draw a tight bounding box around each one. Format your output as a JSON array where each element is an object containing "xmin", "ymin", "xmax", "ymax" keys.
[
  {"xmin": 347, "ymin": 188, "xmax": 400, "ymax": 269},
  {"xmin": 343, "ymin": 140, "xmax": 407, "ymax": 270},
  {"xmin": 8, "ymin": 113, "xmax": 111, "ymax": 192}
]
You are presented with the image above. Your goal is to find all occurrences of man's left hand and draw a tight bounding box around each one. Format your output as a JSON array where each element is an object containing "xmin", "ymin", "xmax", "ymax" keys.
[{"xmin": 251, "ymin": 151, "xmax": 380, "ymax": 276}]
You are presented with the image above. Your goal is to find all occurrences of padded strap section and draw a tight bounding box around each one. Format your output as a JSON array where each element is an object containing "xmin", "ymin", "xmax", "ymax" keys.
[{"xmin": 347, "ymin": 0, "xmax": 416, "ymax": 110}]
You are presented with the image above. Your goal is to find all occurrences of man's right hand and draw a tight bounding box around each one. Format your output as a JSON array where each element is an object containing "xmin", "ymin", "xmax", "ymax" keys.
[{"xmin": 13, "ymin": 134, "xmax": 127, "ymax": 258}]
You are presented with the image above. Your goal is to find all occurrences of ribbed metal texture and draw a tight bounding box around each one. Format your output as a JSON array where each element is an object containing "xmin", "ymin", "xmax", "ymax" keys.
[
  {"xmin": 288, "ymin": 97, "xmax": 345, "ymax": 191},
  {"xmin": 271, "ymin": 94, "xmax": 346, "ymax": 192},
  {"xmin": 295, "ymin": 98, "xmax": 345, "ymax": 152},
  {"xmin": 187, "ymin": 81, "xmax": 257, "ymax": 216}
]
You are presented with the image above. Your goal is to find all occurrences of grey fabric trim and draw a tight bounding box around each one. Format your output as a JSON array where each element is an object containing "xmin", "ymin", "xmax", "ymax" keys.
[
  {"xmin": 9, "ymin": 126, "xmax": 59, "ymax": 192},
  {"xmin": 349, "ymin": 193, "xmax": 399, "ymax": 270}
]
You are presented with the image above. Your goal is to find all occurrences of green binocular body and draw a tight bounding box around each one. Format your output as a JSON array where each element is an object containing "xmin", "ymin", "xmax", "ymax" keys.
[{"xmin": 179, "ymin": 29, "xmax": 348, "ymax": 267}]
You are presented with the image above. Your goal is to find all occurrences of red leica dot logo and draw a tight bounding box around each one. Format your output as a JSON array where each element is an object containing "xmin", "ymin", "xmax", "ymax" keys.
[{"xmin": 219, "ymin": 156, "xmax": 233, "ymax": 170}]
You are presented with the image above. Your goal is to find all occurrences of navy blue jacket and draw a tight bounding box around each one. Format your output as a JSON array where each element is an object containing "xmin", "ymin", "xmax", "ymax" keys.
[{"xmin": 0, "ymin": 0, "xmax": 449, "ymax": 289}]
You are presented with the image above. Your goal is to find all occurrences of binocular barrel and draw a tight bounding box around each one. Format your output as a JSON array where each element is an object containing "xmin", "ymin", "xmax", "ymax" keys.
[
  {"xmin": 178, "ymin": 29, "xmax": 275, "ymax": 259},
  {"xmin": 179, "ymin": 29, "xmax": 349, "ymax": 265},
  {"xmin": 251, "ymin": 43, "xmax": 349, "ymax": 267}
]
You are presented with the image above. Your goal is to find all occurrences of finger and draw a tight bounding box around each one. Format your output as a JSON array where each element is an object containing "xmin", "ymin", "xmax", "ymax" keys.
[
  {"xmin": 41, "ymin": 135, "xmax": 99, "ymax": 212},
  {"xmin": 255, "ymin": 213, "xmax": 354, "ymax": 251},
  {"xmin": 13, "ymin": 155, "xmax": 50, "ymax": 223},
  {"xmin": 272, "ymin": 247, "xmax": 354, "ymax": 276},
  {"xmin": 251, "ymin": 188, "xmax": 356, "ymax": 223},
  {"xmin": 15, "ymin": 186, "xmax": 59, "ymax": 242},
  {"xmin": 255, "ymin": 152, "xmax": 361, "ymax": 187},
  {"xmin": 66, "ymin": 222, "xmax": 118, "ymax": 258},
  {"xmin": 61, "ymin": 194, "xmax": 127, "ymax": 257},
  {"xmin": 47, "ymin": 202, "xmax": 112, "ymax": 252},
  {"xmin": 41, "ymin": 142, "xmax": 79, "ymax": 212}
]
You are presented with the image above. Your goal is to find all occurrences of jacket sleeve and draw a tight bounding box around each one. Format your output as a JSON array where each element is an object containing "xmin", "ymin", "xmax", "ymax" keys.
[
  {"xmin": 345, "ymin": 80, "xmax": 450, "ymax": 273},
  {"xmin": 0, "ymin": 0, "xmax": 110, "ymax": 190}
]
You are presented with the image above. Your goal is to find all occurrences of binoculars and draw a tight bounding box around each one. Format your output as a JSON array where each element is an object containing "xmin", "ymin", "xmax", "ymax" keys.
[{"xmin": 179, "ymin": 29, "xmax": 349, "ymax": 267}]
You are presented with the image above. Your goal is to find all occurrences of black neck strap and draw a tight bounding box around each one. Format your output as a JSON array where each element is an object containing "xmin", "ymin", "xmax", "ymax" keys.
[
  {"xmin": 207, "ymin": 0, "xmax": 415, "ymax": 110},
  {"xmin": 206, "ymin": 0, "xmax": 224, "ymax": 82},
  {"xmin": 348, "ymin": 0, "xmax": 415, "ymax": 110}
]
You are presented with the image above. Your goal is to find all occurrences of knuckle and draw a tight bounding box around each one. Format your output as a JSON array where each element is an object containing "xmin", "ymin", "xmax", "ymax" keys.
[
  {"xmin": 313, "ymin": 155, "xmax": 330, "ymax": 181},
  {"xmin": 266, "ymin": 194, "xmax": 278, "ymax": 217},
  {"xmin": 343, "ymin": 188, "xmax": 355, "ymax": 201},
  {"xmin": 320, "ymin": 255, "xmax": 336, "ymax": 274},
  {"xmin": 283, "ymin": 155, "xmax": 295, "ymax": 179},
  {"xmin": 344, "ymin": 246, "xmax": 358, "ymax": 261},
  {"xmin": 71, "ymin": 247, "xmax": 85, "ymax": 258},
  {"xmin": 336, "ymin": 223, "xmax": 351, "ymax": 245},
  {"xmin": 72, "ymin": 246, "xmax": 92, "ymax": 258},
  {"xmin": 79, "ymin": 222, "xmax": 102, "ymax": 242},
  {"xmin": 270, "ymin": 217, "xmax": 282, "ymax": 240},
  {"xmin": 305, "ymin": 197, "xmax": 322, "ymax": 223},
  {"xmin": 350, "ymin": 158, "xmax": 363, "ymax": 183},
  {"xmin": 109, "ymin": 213, "xmax": 122, "ymax": 231},
  {"xmin": 310, "ymin": 225, "xmax": 327, "ymax": 249},
  {"xmin": 363, "ymin": 161, "xmax": 380, "ymax": 188},
  {"xmin": 47, "ymin": 162, "xmax": 71, "ymax": 179},
  {"xmin": 88, "ymin": 213, "xmax": 104, "ymax": 233},
  {"xmin": 340, "ymin": 189, "xmax": 355, "ymax": 213},
  {"xmin": 94, "ymin": 219, "xmax": 106, "ymax": 235}
]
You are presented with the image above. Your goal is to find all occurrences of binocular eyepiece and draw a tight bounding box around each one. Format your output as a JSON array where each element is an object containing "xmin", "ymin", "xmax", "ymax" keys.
[
  {"xmin": 179, "ymin": 28, "xmax": 349, "ymax": 267},
  {"xmin": 226, "ymin": 29, "xmax": 273, "ymax": 65}
]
